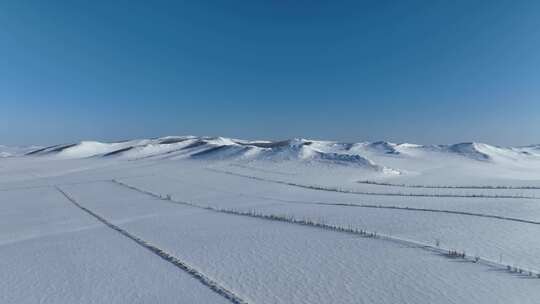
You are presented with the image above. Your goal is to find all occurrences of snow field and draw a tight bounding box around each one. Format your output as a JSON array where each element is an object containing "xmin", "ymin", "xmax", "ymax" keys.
[
  {"xmin": 60, "ymin": 180, "xmax": 540, "ymax": 304},
  {"xmin": 3, "ymin": 137, "xmax": 540, "ymax": 304},
  {"xmin": 117, "ymin": 169, "xmax": 540, "ymax": 274},
  {"xmin": 0, "ymin": 186, "xmax": 233, "ymax": 304}
]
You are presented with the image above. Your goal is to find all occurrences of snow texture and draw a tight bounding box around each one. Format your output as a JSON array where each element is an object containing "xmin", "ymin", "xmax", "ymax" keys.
[{"xmin": 2, "ymin": 135, "xmax": 540, "ymax": 303}]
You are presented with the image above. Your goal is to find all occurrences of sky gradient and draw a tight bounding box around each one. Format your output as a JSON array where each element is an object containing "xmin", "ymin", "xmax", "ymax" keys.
[{"xmin": 1, "ymin": 0, "xmax": 540, "ymax": 146}]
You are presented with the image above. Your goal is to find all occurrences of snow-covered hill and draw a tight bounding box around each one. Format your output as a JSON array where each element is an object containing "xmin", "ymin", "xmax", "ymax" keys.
[
  {"xmin": 16, "ymin": 136, "xmax": 393, "ymax": 172},
  {"xmin": 13, "ymin": 136, "xmax": 536, "ymax": 160},
  {"xmin": 4, "ymin": 136, "xmax": 540, "ymax": 189},
  {"xmin": 3, "ymin": 136, "xmax": 540, "ymax": 303},
  {"xmin": 10, "ymin": 136, "xmax": 540, "ymax": 175}
]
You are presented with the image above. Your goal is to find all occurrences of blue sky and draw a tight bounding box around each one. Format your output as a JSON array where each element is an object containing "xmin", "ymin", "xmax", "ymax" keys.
[{"xmin": 1, "ymin": 0, "xmax": 539, "ymax": 146}]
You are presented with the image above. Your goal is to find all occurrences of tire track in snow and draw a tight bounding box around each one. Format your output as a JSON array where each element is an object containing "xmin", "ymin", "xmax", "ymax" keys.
[
  {"xmin": 155, "ymin": 173, "xmax": 540, "ymax": 226},
  {"xmin": 206, "ymin": 168, "xmax": 540, "ymax": 200},
  {"xmin": 247, "ymin": 196, "xmax": 540, "ymax": 226},
  {"xmin": 111, "ymin": 179, "xmax": 540, "ymax": 280},
  {"xmin": 357, "ymin": 180, "xmax": 540, "ymax": 190},
  {"xmin": 55, "ymin": 186, "xmax": 250, "ymax": 304},
  {"xmin": 308, "ymin": 203, "xmax": 540, "ymax": 225}
]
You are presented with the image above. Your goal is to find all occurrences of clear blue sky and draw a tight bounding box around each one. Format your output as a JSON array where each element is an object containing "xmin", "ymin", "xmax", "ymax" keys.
[{"xmin": 1, "ymin": 0, "xmax": 539, "ymax": 146}]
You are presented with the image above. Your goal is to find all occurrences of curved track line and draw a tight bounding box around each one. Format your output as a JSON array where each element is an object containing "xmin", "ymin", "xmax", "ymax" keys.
[
  {"xmin": 156, "ymin": 173, "xmax": 540, "ymax": 226},
  {"xmin": 55, "ymin": 186, "xmax": 249, "ymax": 304},
  {"xmin": 207, "ymin": 168, "xmax": 540, "ymax": 200},
  {"xmin": 111, "ymin": 179, "xmax": 540, "ymax": 280},
  {"xmin": 249, "ymin": 196, "xmax": 540, "ymax": 226},
  {"xmin": 357, "ymin": 180, "xmax": 540, "ymax": 190}
]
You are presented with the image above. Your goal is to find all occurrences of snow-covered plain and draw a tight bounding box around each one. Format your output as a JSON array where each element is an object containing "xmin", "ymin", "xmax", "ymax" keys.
[{"xmin": 2, "ymin": 136, "xmax": 540, "ymax": 303}]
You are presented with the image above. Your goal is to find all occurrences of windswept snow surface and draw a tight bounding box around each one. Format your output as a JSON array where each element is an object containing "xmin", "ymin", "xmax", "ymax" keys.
[
  {"xmin": 2, "ymin": 136, "xmax": 540, "ymax": 303},
  {"xmin": 0, "ymin": 144, "xmax": 42, "ymax": 158}
]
